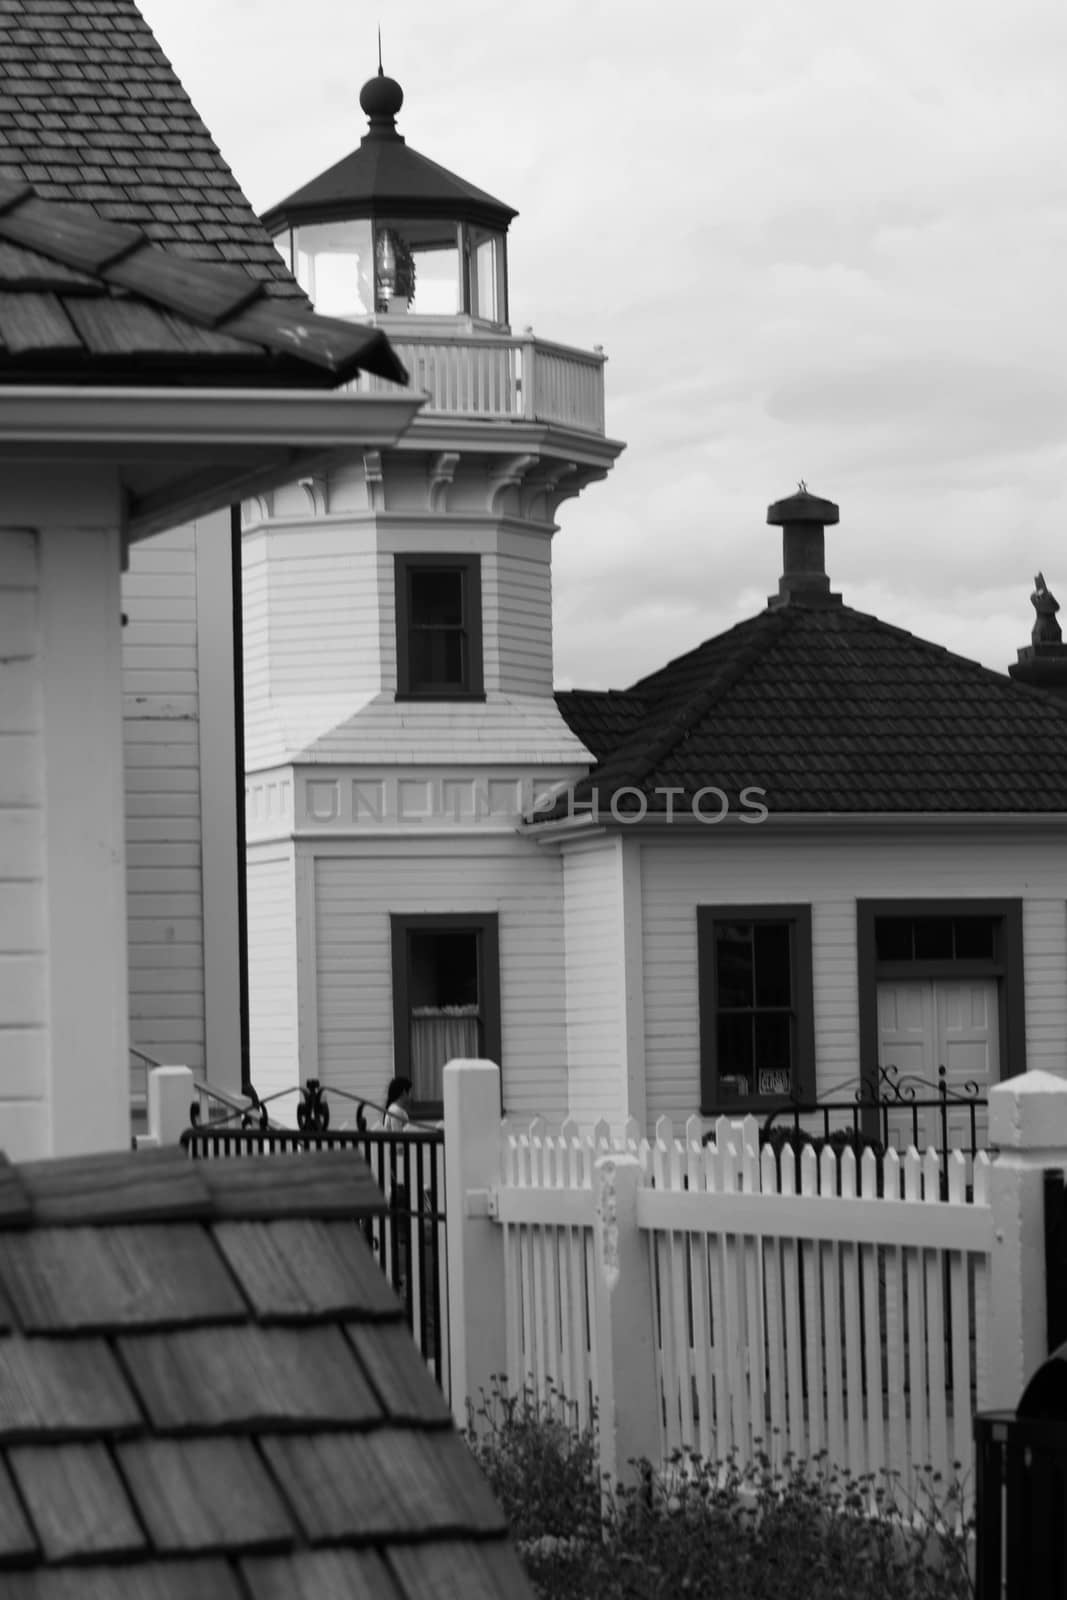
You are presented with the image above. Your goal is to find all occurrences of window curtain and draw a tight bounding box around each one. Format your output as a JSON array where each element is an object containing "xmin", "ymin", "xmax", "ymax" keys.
[{"xmin": 410, "ymin": 1006, "xmax": 481, "ymax": 1102}]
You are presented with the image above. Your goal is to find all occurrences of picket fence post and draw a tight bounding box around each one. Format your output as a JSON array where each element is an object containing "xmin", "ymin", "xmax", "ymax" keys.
[
  {"xmin": 987, "ymin": 1069, "xmax": 1067, "ymax": 1409},
  {"xmin": 141, "ymin": 1065, "xmax": 195, "ymax": 1147},
  {"xmin": 443, "ymin": 1059, "xmax": 507, "ymax": 1431},
  {"xmin": 592, "ymin": 1153, "xmax": 660, "ymax": 1496}
]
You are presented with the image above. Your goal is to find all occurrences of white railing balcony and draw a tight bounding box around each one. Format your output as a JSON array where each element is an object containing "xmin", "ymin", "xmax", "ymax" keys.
[{"xmin": 347, "ymin": 318, "xmax": 607, "ymax": 435}]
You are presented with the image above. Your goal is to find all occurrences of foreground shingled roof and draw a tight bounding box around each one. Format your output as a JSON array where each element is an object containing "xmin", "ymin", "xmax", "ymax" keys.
[
  {"xmin": 0, "ymin": 1146, "xmax": 534, "ymax": 1599},
  {"xmin": 0, "ymin": 178, "xmax": 407, "ymax": 386},
  {"xmin": 0, "ymin": 0, "xmax": 301, "ymax": 298},
  {"xmin": 555, "ymin": 603, "xmax": 1067, "ymax": 814}
]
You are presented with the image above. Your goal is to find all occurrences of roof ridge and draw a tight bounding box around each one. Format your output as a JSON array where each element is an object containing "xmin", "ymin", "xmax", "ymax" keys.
[{"xmin": 598, "ymin": 610, "xmax": 790, "ymax": 791}]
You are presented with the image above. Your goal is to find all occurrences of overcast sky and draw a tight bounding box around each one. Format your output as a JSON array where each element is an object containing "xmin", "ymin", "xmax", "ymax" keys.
[{"xmin": 140, "ymin": 0, "xmax": 1067, "ymax": 690}]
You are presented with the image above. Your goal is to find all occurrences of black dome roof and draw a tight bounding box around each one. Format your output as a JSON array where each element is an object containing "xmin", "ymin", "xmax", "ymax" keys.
[{"xmin": 262, "ymin": 70, "xmax": 517, "ymax": 234}]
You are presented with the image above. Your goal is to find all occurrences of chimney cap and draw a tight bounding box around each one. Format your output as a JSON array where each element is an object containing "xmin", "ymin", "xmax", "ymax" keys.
[{"xmin": 767, "ymin": 485, "xmax": 839, "ymax": 527}]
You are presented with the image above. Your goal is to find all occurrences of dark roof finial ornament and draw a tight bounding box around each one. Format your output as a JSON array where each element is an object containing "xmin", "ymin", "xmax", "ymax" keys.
[
  {"xmin": 359, "ymin": 42, "xmax": 404, "ymax": 132},
  {"xmin": 797, "ymin": 478, "xmax": 807, "ymax": 493},
  {"xmin": 1032, "ymin": 571, "xmax": 1062, "ymax": 645}
]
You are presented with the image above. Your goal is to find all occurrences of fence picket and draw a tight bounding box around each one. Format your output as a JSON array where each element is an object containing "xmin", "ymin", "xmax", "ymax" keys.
[
  {"xmin": 687, "ymin": 1133, "xmax": 714, "ymax": 1462},
  {"xmin": 839, "ymin": 1148, "xmax": 865, "ymax": 1478},
  {"xmin": 923, "ymin": 1148, "xmax": 949, "ymax": 1479},
  {"xmin": 820, "ymin": 1146, "xmax": 846, "ymax": 1471},
  {"xmin": 800, "ymin": 1145, "xmax": 825, "ymax": 1460},
  {"xmin": 903, "ymin": 1151, "xmax": 927, "ymax": 1486},
  {"xmin": 554, "ymin": 1134, "xmax": 575, "ymax": 1411},
  {"xmin": 704, "ymin": 1142, "xmax": 732, "ymax": 1460},
  {"xmin": 760, "ymin": 1145, "xmax": 787, "ymax": 1475},
  {"xmin": 779, "ymin": 1150, "xmax": 805, "ymax": 1463},
  {"xmin": 947, "ymin": 1151, "xmax": 972, "ymax": 1484},
  {"xmin": 541, "ymin": 1138, "xmax": 562, "ymax": 1409},
  {"xmin": 742, "ymin": 1145, "xmax": 765, "ymax": 1452}
]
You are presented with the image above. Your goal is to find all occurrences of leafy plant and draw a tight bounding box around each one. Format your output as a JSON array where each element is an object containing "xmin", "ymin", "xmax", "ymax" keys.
[{"xmin": 465, "ymin": 1379, "xmax": 975, "ymax": 1600}]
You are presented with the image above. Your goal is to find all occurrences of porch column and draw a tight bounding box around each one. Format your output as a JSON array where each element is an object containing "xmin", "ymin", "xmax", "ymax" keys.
[{"xmin": 0, "ymin": 466, "xmax": 129, "ymax": 1159}]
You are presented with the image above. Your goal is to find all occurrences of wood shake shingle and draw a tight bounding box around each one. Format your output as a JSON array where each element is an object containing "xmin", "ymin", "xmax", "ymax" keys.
[{"xmin": 0, "ymin": 1147, "xmax": 534, "ymax": 1599}]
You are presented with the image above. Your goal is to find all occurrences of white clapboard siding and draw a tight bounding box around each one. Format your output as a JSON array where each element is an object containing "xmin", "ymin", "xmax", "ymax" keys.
[
  {"xmin": 562, "ymin": 840, "xmax": 628, "ymax": 1125},
  {"xmin": 639, "ymin": 832, "xmax": 1067, "ymax": 1120},
  {"xmin": 121, "ymin": 525, "xmax": 205, "ymax": 1073},
  {"xmin": 312, "ymin": 840, "xmax": 568, "ymax": 1120},
  {"xmin": 246, "ymin": 849, "xmax": 299, "ymax": 1105},
  {"xmin": 0, "ymin": 529, "xmax": 48, "ymax": 1150},
  {"xmin": 242, "ymin": 518, "xmax": 575, "ymax": 770},
  {"xmin": 484, "ymin": 543, "xmax": 554, "ymax": 697}
]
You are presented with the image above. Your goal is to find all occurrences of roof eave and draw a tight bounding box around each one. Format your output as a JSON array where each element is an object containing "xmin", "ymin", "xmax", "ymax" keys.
[
  {"xmin": 263, "ymin": 194, "xmax": 518, "ymax": 234},
  {"xmin": 0, "ymin": 386, "xmax": 423, "ymax": 541},
  {"xmin": 523, "ymin": 808, "xmax": 1067, "ymax": 840}
]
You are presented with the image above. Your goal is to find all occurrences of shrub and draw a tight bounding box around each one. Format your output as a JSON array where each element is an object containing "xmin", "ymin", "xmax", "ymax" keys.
[{"xmin": 466, "ymin": 1380, "xmax": 974, "ymax": 1600}]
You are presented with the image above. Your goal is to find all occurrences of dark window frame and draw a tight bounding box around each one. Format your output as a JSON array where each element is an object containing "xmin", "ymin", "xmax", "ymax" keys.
[
  {"xmin": 394, "ymin": 553, "xmax": 484, "ymax": 700},
  {"xmin": 856, "ymin": 898, "xmax": 1023, "ymax": 1105},
  {"xmin": 697, "ymin": 904, "xmax": 815, "ymax": 1114},
  {"xmin": 390, "ymin": 912, "xmax": 501, "ymax": 1118}
]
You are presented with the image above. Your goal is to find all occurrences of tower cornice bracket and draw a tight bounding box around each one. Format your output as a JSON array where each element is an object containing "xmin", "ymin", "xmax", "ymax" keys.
[
  {"xmin": 522, "ymin": 459, "xmax": 579, "ymax": 522},
  {"xmin": 242, "ymin": 490, "xmax": 274, "ymax": 527},
  {"xmin": 489, "ymin": 453, "xmax": 538, "ymax": 516},
  {"xmin": 298, "ymin": 473, "xmax": 330, "ymax": 516},
  {"xmin": 363, "ymin": 450, "xmax": 385, "ymax": 511},
  {"xmin": 428, "ymin": 451, "xmax": 461, "ymax": 513}
]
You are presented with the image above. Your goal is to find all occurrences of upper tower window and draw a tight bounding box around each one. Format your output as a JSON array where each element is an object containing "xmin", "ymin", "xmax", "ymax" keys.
[{"xmin": 395, "ymin": 555, "xmax": 484, "ymax": 699}]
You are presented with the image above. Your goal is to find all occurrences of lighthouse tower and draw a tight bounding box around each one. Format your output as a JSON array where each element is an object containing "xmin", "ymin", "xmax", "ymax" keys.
[{"xmin": 241, "ymin": 66, "xmax": 623, "ymax": 1119}]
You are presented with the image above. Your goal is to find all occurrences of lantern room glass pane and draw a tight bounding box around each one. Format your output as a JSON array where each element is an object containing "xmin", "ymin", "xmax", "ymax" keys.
[
  {"xmin": 292, "ymin": 220, "xmax": 374, "ymax": 317},
  {"xmin": 374, "ymin": 220, "xmax": 461, "ymax": 315},
  {"xmin": 471, "ymin": 230, "xmax": 502, "ymax": 322}
]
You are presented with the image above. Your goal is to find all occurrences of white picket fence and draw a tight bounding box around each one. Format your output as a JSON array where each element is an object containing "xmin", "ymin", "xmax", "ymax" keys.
[{"xmin": 492, "ymin": 1111, "xmax": 994, "ymax": 1506}]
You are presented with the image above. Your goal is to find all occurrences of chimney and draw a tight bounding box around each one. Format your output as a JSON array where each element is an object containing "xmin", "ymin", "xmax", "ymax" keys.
[
  {"xmin": 766, "ymin": 484, "xmax": 842, "ymax": 608},
  {"xmin": 1008, "ymin": 572, "xmax": 1067, "ymax": 699}
]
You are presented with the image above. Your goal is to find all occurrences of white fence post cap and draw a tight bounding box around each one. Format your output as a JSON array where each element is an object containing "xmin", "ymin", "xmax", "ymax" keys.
[{"xmin": 988, "ymin": 1069, "xmax": 1067, "ymax": 1148}]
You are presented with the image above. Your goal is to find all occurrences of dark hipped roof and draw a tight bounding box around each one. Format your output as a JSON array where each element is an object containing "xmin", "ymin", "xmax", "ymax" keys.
[
  {"xmin": 262, "ymin": 72, "xmax": 517, "ymax": 235},
  {"xmin": 555, "ymin": 604, "xmax": 1067, "ymax": 815},
  {"xmin": 0, "ymin": 1146, "xmax": 534, "ymax": 1599},
  {"xmin": 0, "ymin": 0, "xmax": 302, "ymax": 298},
  {"xmin": 0, "ymin": 179, "xmax": 407, "ymax": 386}
]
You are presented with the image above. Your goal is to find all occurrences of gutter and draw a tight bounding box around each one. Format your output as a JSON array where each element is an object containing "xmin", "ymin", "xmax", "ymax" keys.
[
  {"xmin": 0, "ymin": 386, "xmax": 423, "ymax": 447},
  {"xmin": 523, "ymin": 809, "xmax": 1067, "ymax": 844}
]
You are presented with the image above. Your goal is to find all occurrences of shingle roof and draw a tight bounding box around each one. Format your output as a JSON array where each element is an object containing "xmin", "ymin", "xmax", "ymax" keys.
[
  {"xmin": 0, "ymin": 178, "xmax": 407, "ymax": 386},
  {"xmin": 0, "ymin": 1146, "xmax": 534, "ymax": 1599},
  {"xmin": 0, "ymin": 0, "xmax": 302, "ymax": 299},
  {"xmin": 554, "ymin": 603, "xmax": 1067, "ymax": 814}
]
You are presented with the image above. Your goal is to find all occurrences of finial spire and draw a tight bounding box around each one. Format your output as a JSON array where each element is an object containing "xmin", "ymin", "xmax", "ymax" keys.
[
  {"xmin": 1031, "ymin": 571, "xmax": 1062, "ymax": 645},
  {"xmin": 378, "ymin": 24, "xmax": 383, "ymax": 73}
]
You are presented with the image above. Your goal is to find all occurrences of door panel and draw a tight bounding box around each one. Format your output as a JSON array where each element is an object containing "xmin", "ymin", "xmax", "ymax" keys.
[{"xmin": 877, "ymin": 979, "xmax": 994, "ymax": 1154}]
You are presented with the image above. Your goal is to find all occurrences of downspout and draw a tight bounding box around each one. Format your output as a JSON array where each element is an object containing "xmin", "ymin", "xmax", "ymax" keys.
[{"xmin": 230, "ymin": 503, "xmax": 251, "ymax": 1093}]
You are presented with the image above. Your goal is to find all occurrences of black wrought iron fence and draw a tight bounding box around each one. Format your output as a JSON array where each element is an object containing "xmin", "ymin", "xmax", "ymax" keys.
[
  {"xmin": 180, "ymin": 1079, "xmax": 449, "ymax": 1395},
  {"xmin": 754, "ymin": 1064, "xmax": 988, "ymax": 1196}
]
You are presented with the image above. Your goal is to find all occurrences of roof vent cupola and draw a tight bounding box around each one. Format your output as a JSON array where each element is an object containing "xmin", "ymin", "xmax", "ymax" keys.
[
  {"xmin": 766, "ymin": 484, "xmax": 842, "ymax": 609},
  {"xmin": 262, "ymin": 64, "xmax": 517, "ymax": 327}
]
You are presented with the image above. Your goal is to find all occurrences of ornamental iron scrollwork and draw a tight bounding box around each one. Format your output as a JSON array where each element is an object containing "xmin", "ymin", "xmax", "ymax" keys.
[{"xmin": 296, "ymin": 1078, "xmax": 331, "ymax": 1133}]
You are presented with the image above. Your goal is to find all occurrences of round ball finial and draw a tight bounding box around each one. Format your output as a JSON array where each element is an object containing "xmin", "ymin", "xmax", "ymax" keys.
[{"xmin": 360, "ymin": 70, "xmax": 404, "ymax": 125}]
